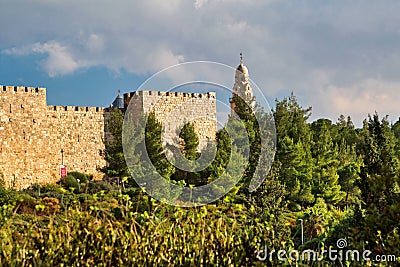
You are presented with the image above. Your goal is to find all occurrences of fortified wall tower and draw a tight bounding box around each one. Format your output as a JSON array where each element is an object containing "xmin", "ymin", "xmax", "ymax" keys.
[
  {"xmin": 0, "ymin": 85, "xmax": 108, "ymax": 189},
  {"xmin": 124, "ymin": 90, "xmax": 217, "ymax": 149}
]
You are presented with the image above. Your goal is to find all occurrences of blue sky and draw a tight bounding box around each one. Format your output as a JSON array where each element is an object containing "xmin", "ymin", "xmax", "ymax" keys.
[
  {"xmin": 1, "ymin": 0, "xmax": 400, "ymax": 127},
  {"xmin": 0, "ymin": 52, "xmax": 147, "ymax": 107}
]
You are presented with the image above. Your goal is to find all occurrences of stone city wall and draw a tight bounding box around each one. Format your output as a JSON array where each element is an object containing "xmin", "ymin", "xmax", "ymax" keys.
[
  {"xmin": 0, "ymin": 85, "xmax": 108, "ymax": 189},
  {"xmin": 124, "ymin": 90, "xmax": 217, "ymax": 148},
  {"xmin": 0, "ymin": 85, "xmax": 217, "ymax": 189}
]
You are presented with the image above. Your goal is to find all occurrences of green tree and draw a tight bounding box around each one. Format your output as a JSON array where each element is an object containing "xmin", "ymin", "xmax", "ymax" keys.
[
  {"xmin": 179, "ymin": 122, "xmax": 200, "ymax": 161},
  {"xmin": 354, "ymin": 113, "xmax": 400, "ymax": 255},
  {"xmin": 311, "ymin": 119, "xmax": 345, "ymax": 205},
  {"xmin": 101, "ymin": 108, "xmax": 130, "ymax": 179},
  {"xmin": 144, "ymin": 112, "xmax": 175, "ymax": 180},
  {"xmin": 230, "ymin": 95, "xmax": 280, "ymax": 197},
  {"xmin": 336, "ymin": 114, "xmax": 358, "ymax": 147},
  {"xmin": 392, "ymin": 118, "xmax": 400, "ymax": 159},
  {"xmin": 231, "ymin": 96, "xmax": 261, "ymax": 182},
  {"xmin": 336, "ymin": 144, "xmax": 362, "ymax": 207},
  {"xmin": 274, "ymin": 93, "xmax": 314, "ymax": 210},
  {"xmin": 171, "ymin": 122, "xmax": 201, "ymax": 186},
  {"xmin": 332, "ymin": 115, "xmax": 362, "ymax": 206},
  {"xmin": 200, "ymin": 128, "xmax": 231, "ymax": 183}
]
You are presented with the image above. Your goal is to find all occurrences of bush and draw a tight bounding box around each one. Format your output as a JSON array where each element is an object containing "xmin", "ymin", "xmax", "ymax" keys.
[
  {"xmin": 60, "ymin": 175, "xmax": 79, "ymax": 191},
  {"xmin": 40, "ymin": 190, "xmax": 78, "ymax": 209},
  {"xmin": 40, "ymin": 184, "xmax": 64, "ymax": 193},
  {"xmin": 67, "ymin": 171, "xmax": 88, "ymax": 183},
  {"xmin": 40, "ymin": 197, "xmax": 61, "ymax": 215},
  {"xmin": 23, "ymin": 183, "xmax": 65, "ymax": 198},
  {"xmin": 87, "ymin": 181, "xmax": 118, "ymax": 195},
  {"xmin": 0, "ymin": 187, "xmax": 17, "ymax": 206},
  {"xmin": 15, "ymin": 194, "xmax": 37, "ymax": 215}
]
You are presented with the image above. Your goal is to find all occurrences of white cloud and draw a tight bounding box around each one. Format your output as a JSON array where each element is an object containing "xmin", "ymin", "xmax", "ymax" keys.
[
  {"xmin": 85, "ymin": 34, "xmax": 105, "ymax": 54},
  {"xmin": 0, "ymin": 0, "xmax": 400, "ymax": 123},
  {"xmin": 33, "ymin": 42, "xmax": 83, "ymax": 77},
  {"xmin": 4, "ymin": 42, "xmax": 83, "ymax": 77},
  {"xmin": 327, "ymin": 79, "xmax": 400, "ymax": 122},
  {"xmin": 194, "ymin": 0, "xmax": 209, "ymax": 9},
  {"xmin": 143, "ymin": 47, "xmax": 185, "ymax": 72}
]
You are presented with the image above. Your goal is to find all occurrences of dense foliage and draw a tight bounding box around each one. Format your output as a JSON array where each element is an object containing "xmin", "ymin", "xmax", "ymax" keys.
[{"xmin": 0, "ymin": 93, "xmax": 399, "ymax": 266}]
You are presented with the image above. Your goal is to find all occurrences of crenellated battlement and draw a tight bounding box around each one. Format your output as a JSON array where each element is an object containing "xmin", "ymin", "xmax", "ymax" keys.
[
  {"xmin": 49, "ymin": 106, "xmax": 105, "ymax": 113},
  {"xmin": 0, "ymin": 84, "xmax": 105, "ymax": 116},
  {"xmin": 123, "ymin": 90, "xmax": 216, "ymax": 111},
  {"xmin": 124, "ymin": 90, "xmax": 215, "ymax": 99},
  {"xmin": 1, "ymin": 85, "xmax": 46, "ymax": 94}
]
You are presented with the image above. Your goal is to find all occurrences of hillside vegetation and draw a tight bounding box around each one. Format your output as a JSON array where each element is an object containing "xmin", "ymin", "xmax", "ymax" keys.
[{"xmin": 0, "ymin": 93, "xmax": 399, "ymax": 266}]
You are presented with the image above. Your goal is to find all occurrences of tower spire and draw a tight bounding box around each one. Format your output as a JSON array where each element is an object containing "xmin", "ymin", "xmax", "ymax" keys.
[{"xmin": 231, "ymin": 53, "xmax": 255, "ymax": 112}]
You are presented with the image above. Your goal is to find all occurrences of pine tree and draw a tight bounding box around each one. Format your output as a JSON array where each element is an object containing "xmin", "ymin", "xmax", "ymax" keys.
[
  {"xmin": 332, "ymin": 115, "xmax": 362, "ymax": 206},
  {"xmin": 171, "ymin": 122, "xmax": 201, "ymax": 186},
  {"xmin": 311, "ymin": 119, "xmax": 345, "ymax": 205},
  {"xmin": 179, "ymin": 122, "xmax": 199, "ymax": 161},
  {"xmin": 274, "ymin": 93, "xmax": 314, "ymax": 210},
  {"xmin": 200, "ymin": 128, "xmax": 231, "ymax": 182},
  {"xmin": 144, "ymin": 112, "xmax": 175, "ymax": 180},
  {"xmin": 101, "ymin": 108, "xmax": 130, "ymax": 180},
  {"xmin": 230, "ymin": 95, "xmax": 261, "ymax": 186},
  {"xmin": 392, "ymin": 118, "xmax": 400, "ymax": 159},
  {"xmin": 336, "ymin": 143, "xmax": 362, "ymax": 207},
  {"xmin": 336, "ymin": 115, "xmax": 358, "ymax": 147},
  {"xmin": 354, "ymin": 113, "xmax": 400, "ymax": 254}
]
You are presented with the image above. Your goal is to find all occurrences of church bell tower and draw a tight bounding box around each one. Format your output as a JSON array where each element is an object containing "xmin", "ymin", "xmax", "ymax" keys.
[{"xmin": 230, "ymin": 53, "xmax": 256, "ymax": 113}]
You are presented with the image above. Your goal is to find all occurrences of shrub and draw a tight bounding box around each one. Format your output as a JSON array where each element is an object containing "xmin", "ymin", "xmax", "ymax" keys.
[
  {"xmin": 67, "ymin": 171, "xmax": 88, "ymax": 183},
  {"xmin": 0, "ymin": 187, "xmax": 17, "ymax": 206},
  {"xmin": 40, "ymin": 184, "xmax": 64, "ymax": 193},
  {"xmin": 60, "ymin": 175, "xmax": 79, "ymax": 191},
  {"xmin": 40, "ymin": 197, "xmax": 61, "ymax": 215},
  {"xmin": 15, "ymin": 194, "xmax": 37, "ymax": 215},
  {"xmin": 41, "ymin": 191, "xmax": 78, "ymax": 210},
  {"xmin": 87, "ymin": 180, "xmax": 118, "ymax": 194}
]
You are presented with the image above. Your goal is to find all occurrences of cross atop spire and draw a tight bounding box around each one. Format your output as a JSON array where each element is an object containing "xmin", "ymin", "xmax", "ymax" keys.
[{"xmin": 240, "ymin": 52, "xmax": 243, "ymax": 64}]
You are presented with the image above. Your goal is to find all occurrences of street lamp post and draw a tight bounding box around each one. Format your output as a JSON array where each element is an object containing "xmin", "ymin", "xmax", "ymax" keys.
[{"xmin": 298, "ymin": 219, "xmax": 304, "ymax": 245}]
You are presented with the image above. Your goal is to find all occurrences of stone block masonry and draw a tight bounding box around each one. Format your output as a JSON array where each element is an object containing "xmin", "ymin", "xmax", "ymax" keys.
[
  {"xmin": 124, "ymin": 90, "xmax": 217, "ymax": 149},
  {"xmin": 0, "ymin": 85, "xmax": 108, "ymax": 189},
  {"xmin": 0, "ymin": 85, "xmax": 217, "ymax": 189}
]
